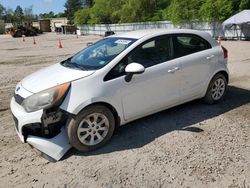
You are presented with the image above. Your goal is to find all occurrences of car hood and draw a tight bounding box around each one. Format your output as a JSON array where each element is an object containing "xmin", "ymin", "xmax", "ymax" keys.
[{"xmin": 21, "ymin": 63, "xmax": 95, "ymax": 93}]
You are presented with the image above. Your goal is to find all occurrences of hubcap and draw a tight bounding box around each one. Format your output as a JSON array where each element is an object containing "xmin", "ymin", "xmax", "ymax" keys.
[
  {"xmin": 211, "ymin": 78, "xmax": 226, "ymax": 100},
  {"xmin": 77, "ymin": 113, "xmax": 109, "ymax": 146}
]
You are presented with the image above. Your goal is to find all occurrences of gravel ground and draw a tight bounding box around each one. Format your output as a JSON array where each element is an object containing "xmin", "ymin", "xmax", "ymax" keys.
[{"xmin": 0, "ymin": 33, "xmax": 249, "ymax": 188}]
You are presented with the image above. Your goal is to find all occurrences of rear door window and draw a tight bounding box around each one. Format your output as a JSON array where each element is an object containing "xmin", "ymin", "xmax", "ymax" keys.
[{"xmin": 173, "ymin": 34, "xmax": 212, "ymax": 58}]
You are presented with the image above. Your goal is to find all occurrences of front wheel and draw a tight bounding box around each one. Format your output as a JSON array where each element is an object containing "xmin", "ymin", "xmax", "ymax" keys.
[
  {"xmin": 204, "ymin": 73, "xmax": 228, "ymax": 104},
  {"xmin": 67, "ymin": 105, "xmax": 115, "ymax": 152}
]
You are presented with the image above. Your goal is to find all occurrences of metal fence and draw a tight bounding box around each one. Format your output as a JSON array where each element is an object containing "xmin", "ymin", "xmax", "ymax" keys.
[{"xmin": 77, "ymin": 21, "xmax": 247, "ymax": 39}]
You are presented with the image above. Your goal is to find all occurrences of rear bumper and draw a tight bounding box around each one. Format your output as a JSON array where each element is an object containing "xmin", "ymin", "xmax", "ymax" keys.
[{"xmin": 10, "ymin": 97, "xmax": 71, "ymax": 161}]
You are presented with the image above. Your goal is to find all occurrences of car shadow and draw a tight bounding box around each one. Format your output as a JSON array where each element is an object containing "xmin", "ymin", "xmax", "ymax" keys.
[{"xmin": 63, "ymin": 85, "xmax": 250, "ymax": 159}]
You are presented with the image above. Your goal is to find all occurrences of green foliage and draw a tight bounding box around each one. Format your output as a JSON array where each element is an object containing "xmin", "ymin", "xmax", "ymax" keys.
[
  {"xmin": 88, "ymin": 0, "xmax": 112, "ymax": 24},
  {"xmin": 0, "ymin": 4, "xmax": 65, "ymax": 24},
  {"xmin": 0, "ymin": 3, "xmax": 5, "ymax": 18},
  {"xmin": 40, "ymin": 11, "xmax": 55, "ymax": 18},
  {"xmin": 85, "ymin": 0, "xmax": 124, "ymax": 24},
  {"xmin": 118, "ymin": 0, "xmax": 142, "ymax": 23},
  {"xmin": 3, "ymin": 8, "xmax": 14, "ymax": 23},
  {"xmin": 200, "ymin": 0, "xmax": 233, "ymax": 22},
  {"xmin": 24, "ymin": 6, "xmax": 37, "ymax": 23},
  {"xmin": 166, "ymin": 0, "xmax": 203, "ymax": 24},
  {"xmin": 65, "ymin": 0, "xmax": 83, "ymax": 24},
  {"xmin": 74, "ymin": 8, "xmax": 90, "ymax": 24},
  {"xmin": 40, "ymin": 11, "xmax": 66, "ymax": 19},
  {"xmin": 240, "ymin": 0, "xmax": 250, "ymax": 10},
  {"xmin": 14, "ymin": 5, "xmax": 24, "ymax": 24},
  {"xmin": 83, "ymin": 0, "xmax": 93, "ymax": 7},
  {"xmin": 73, "ymin": 0, "xmax": 250, "ymax": 25},
  {"xmin": 231, "ymin": 0, "xmax": 241, "ymax": 14},
  {"xmin": 1, "ymin": 0, "xmax": 249, "ymax": 26},
  {"xmin": 14, "ymin": 5, "xmax": 24, "ymax": 18},
  {"xmin": 118, "ymin": 0, "xmax": 159, "ymax": 23},
  {"xmin": 1, "ymin": 5, "xmax": 36, "ymax": 24},
  {"xmin": 56, "ymin": 12, "xmax": 66, "ymax": 18}
]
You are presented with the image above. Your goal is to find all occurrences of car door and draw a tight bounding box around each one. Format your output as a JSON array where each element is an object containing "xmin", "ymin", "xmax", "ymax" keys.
[
  {"xmin": 104, "ymin": 35, "xmax": 181, "ymax": 121},
  {"xmin": 172, "ymin": 34, "xmax": 216, "ymax": 100}
]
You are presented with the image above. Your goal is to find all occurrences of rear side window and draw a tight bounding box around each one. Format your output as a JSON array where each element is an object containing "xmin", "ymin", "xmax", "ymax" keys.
[{"xmin": 173, "ymin": 34, "xmax": 212, "ymax": 58}]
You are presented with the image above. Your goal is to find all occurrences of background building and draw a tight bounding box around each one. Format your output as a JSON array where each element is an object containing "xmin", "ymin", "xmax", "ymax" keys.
[{"xmin": 32, "ymin": 17, "xmax": 69, "ymax": 33}]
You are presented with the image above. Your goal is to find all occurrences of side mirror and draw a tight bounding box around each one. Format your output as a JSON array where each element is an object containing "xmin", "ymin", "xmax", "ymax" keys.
[{"xmin": 125, "ymin": 63, "xmax": 145, "ymax": 82}]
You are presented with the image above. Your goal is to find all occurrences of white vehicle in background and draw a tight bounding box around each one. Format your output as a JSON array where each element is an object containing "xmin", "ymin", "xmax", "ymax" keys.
[{"xmin": 10, "ymin": 29, "xmax": 229, "ymax": 161}]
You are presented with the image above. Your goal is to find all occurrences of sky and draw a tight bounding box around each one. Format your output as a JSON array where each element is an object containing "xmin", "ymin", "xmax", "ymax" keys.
[{"xmin": 0, "ymin": 0, "xmax": 66, "ymax": 14}]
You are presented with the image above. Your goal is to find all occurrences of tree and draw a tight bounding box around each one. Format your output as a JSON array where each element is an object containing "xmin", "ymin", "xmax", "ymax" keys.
[
  {"xmin": 166, "ymin": 0, "xmax": 203, "ymax": 24},
  {"xmin": 200, "ymin": 0, "xmax": 233, "ymax": 22},
  {"xmin": 74, "ymin": 8, "xmax": 90, "ymax": 24},
  {"xmin": 0, "ymin": 3, "xmax": 5, "ymax": 19},
  {"xmin": 119, "ymin": 0, "xmax": 142, "ymax": 23},
  {"xmin": 24, "ymin": 6, "xmax": 36, "ymax": 22},
  {"xmin": 65, "ymin": 0, "xmax": 83, "ymax": 24},
  {"xmin": 88, "ymin": 0, "xmax": 112, "ymax": 24},
  {"xmin": 39, "ymin": 11, "xmax": 65, "ymax": 19},
  {"xmin": 151, "ymin": 0, "xmax": 171, "ymax": 21},
  {"xmin": 70, "ymin": 0, "xmax": 250, "ymax": 25},
  {"xmin": 56, "ymin": 12, "xmax": 66, "ymax": 18},
  {"xmin": 14, "ymin": 5, "xmax": 24, "ymax": 17},
  {"xmin": 118, "ymin": 0, "xmax": 158, "ymax": 23},
  {"xmin": 3, "ymin": 8, "xmax": 14, "ymax": 23},
  {"xmin": 14, "ymin": 5, "xmax": 24, "ymax": 24},
  {"xmin": 239, "ymin": 0, "xmax": 250, "ymax": 10},
  {"xmin": 231, "ymin": 0, "xmax": 241, "ymax": 14},
  {"xmin": 83, "ymin": 0, "xmax": 93, "ymax": 7}
]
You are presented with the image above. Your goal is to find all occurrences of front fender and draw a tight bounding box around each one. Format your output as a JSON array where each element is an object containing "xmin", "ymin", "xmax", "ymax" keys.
[{"xmin": 60, "ymin": 96, "xmax": 124, "ymax": 123}]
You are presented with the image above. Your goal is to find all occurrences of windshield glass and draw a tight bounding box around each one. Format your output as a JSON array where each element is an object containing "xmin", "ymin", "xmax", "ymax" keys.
[{"xmin": 62, "ymin": 37, "xmax": 137, "ymax": 70}]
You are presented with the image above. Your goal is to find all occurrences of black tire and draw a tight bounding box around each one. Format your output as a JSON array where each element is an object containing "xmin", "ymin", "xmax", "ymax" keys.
[
  {"xmin": 203, "ymin": 73, "xmax": 228, "ymax": 104},
  {"xmin": 67, "ymin": 105, "xmax": 115, "ymax": 152},
  {"xmin": 14, "ymin": 30, "xmax": 22, "ymax": 38}
]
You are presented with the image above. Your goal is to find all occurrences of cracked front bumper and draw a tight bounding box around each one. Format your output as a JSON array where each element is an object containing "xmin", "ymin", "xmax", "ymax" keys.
[{"xmin": 10, "ymin": 97, "xmax": 71, "ymax": 161}]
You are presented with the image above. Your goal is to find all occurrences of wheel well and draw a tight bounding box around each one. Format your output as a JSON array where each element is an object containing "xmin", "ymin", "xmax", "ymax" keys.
[
  {"xmin": 216, "ymin": 71, "xmax": 229, "ymax": 83},
  {"xmin": 82, "ymin": 102, "xmax": 120, "ymax": 128}
]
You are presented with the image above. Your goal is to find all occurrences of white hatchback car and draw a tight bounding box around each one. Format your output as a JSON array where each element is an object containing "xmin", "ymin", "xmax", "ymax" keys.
[{"xmin": 11, "ymin": 29, "xmax": 229, "ymax": 161}]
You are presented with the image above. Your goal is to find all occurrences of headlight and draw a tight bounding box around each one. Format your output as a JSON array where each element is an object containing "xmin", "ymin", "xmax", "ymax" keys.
[{"xmin": 22, "ymin": 83, "xmax": 70, "ymax": 113}]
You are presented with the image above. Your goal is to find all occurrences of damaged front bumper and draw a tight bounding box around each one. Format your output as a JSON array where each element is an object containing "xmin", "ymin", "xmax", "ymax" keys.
[{"xmin": 10, "ymin": 97, "xmax": 71, "ymax": 161}]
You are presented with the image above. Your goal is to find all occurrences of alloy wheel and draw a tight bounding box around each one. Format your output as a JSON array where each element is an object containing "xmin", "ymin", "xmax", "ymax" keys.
[
  {"xmin": 77, "ymin": 113, "xmax": 109, "ymax": 146},
  {"xmin": 211, "ymin": 78, "xmax": 226, "ymax": 100}
]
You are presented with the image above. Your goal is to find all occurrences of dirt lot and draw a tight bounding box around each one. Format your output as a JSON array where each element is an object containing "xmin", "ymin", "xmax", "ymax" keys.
[{"xmin": 0, "ymin": 33, "xmax": 249, "ymax": 188}]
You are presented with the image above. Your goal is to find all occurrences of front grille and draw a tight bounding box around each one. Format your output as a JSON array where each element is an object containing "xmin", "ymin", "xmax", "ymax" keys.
[
  {"xmin": 14, "ymin": 94, "xmax": 24, "ymax": 105},
  {"xmin": 12, "ymin": 114, "xmax": 19, "ymax": 132}
]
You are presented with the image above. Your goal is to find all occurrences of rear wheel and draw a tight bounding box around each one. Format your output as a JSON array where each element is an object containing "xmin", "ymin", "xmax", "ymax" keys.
[
  {"xmin": 204, "ymin": 73, "xmax": 227, "ymax": 104},
  {"xmin": 67, "ymin": 105, "xmax": 115, "ymax": 152},
  {"xmin": 14, "ymin": 30, "xmax": 22, "ymax": 38}
]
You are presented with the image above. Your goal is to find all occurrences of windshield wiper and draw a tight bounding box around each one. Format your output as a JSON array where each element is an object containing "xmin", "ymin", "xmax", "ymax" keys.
[
  {"xmin": 63, "ymin": 61, "xmax": 87, "ymax": 71},
  {"xmin": 69, "ymin": 63, "xmax": 87, "ymax": 71},
  {"xmin": 61, "ymin": 57, "xmax": 71, "ymax": 65},
  {"xmin": 61, "ymin": 58, "xmax": 87, "ymax": 70}
]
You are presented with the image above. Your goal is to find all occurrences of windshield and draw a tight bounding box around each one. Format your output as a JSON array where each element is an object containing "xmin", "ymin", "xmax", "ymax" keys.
[{"xmin": 62, "ymin": 37, "xmax": 137, "ymax": 70}]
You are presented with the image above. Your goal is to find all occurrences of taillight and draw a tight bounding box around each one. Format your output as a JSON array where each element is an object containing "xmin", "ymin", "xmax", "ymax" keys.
[{"xmin": 222, "ymin": 46, "xmax": 228, "ymax": 59}]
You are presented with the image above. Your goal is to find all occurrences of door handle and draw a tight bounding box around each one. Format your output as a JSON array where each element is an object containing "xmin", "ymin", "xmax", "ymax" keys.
[
  {"xmin": 206, "ymin": 55, "xmax": 215, "ymax": 60},
  {"xmin": 168, "ymin": 67, "xmax": 180, "ymax": 73}
]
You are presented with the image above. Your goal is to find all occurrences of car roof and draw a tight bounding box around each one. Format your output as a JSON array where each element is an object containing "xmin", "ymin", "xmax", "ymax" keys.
[
  {"xmin": 114, "ymin": 29, "xmax": 208, "ymax": 39},
  {"xmin": 111, "ymin": 29, "xmax": 217, "ymax": 46}
]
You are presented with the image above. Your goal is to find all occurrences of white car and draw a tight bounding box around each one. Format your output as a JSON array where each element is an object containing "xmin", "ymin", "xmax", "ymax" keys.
[{"xmin": 10, "ymin": 29, "xmax": 229, "ymax": 161}]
